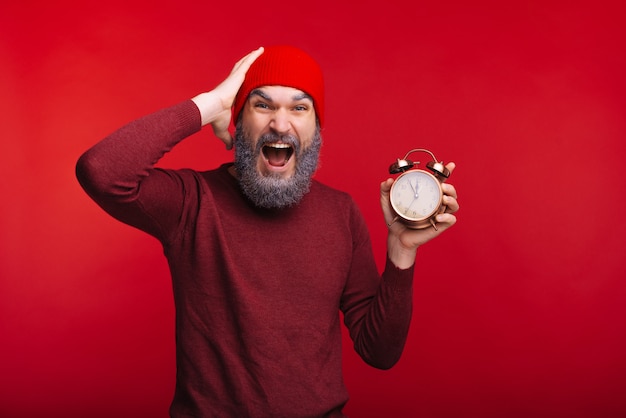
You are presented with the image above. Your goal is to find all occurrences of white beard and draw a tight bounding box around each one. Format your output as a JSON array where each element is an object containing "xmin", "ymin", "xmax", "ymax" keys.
[{"xmin": 233, "ymin": 122, "xmax": 322, "ymax": 209}]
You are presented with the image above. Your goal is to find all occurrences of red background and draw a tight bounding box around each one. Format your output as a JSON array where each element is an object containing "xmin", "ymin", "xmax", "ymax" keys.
[{"xmin": 2, "ymin": 1, "xmax": 626, "ymax": 417}]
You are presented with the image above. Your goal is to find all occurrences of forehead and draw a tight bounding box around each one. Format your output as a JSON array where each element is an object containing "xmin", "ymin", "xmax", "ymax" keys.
[{"xmin": 249, "ymin": 85, "xmax": 312, "ymax": 102}]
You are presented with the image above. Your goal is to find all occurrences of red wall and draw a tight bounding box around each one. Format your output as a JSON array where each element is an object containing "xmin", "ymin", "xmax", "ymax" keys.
[{"xmin": 2, "ymin": 1, "xmax": 626, "ymax": 417}]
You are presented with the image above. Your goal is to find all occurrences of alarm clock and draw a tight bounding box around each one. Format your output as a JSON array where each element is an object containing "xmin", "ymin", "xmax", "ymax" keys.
[{"xmin": 388, "ymin": 148, "xmax": 451, "ymax": 230}]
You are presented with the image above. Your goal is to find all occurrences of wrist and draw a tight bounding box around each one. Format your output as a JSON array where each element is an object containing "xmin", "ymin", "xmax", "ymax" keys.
[
  {"xmin": 191, "ymin": 92, "xmax": 225, "ymax": 126},
  {"xmin": 387, "ymin": 240, "xmax": 418, "ymax": 270}
]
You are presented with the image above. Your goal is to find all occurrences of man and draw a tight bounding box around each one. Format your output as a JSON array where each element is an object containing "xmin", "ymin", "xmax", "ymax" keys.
[{"xmin": 76, "ymin": 45, "xmax": 459, "ymax": 417}]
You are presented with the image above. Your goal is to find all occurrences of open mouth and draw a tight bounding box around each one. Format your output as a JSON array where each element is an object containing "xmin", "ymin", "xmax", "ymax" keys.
[{"xmin": 262, "ymin": 143, "xmax": 294, "ymax": 167}]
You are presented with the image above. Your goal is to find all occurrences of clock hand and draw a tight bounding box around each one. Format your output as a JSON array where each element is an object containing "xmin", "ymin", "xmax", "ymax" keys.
[{"xmin": 405, "ymin": 195, "xmax": 419, "ymax": 214}]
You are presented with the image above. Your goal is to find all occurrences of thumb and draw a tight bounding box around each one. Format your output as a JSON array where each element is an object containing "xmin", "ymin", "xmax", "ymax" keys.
[
  {"xmin": 211, "ymin": 109, "xmax": 234, "ymax": 150},
  {"xmin": 380, "ymin": 178, "xmax": 397, "ymax": 226},
  {"xmin": 215, "ymin": 129, "xmax": 234, "ymax": 150}
]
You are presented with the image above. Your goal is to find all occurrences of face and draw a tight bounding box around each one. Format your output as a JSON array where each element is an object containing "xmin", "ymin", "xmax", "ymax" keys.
[{"xmin": 233, "ymin": 85, "xmax": 322, "ymax": 209}]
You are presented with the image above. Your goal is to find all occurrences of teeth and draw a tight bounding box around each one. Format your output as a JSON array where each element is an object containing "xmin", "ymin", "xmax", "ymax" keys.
[
  {"xmin": 266, "ymin": 143, "xmax": 291, "ymax": 149},
  {"xmin": 262, "ymin": 142, "xmax": 294, "ymax": 165}
]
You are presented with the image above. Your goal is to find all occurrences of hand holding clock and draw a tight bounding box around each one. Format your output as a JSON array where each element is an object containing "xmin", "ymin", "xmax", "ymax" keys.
[{"xmin": 380, "ymin": 162, "xmax": 459, "ymax": 270}]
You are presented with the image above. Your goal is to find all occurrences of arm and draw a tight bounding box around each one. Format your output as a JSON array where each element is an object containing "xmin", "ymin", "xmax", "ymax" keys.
[
  {"xmin": 341, "ymin": 170, "xmax": 459, "ymax": 369},
  {"xmin": 75, "ymin": 101, "xmax": 202, "ymax": 238},
  {"xmin": 75, "ymin": 48, "xmax": 264, "ymax": 236},
  {"xmin": 343, "ymin": 256, "xmax": 415, "ymax": 370},
  {"xmin": 340, "ymin": 203, "xmax": 415, "ymax": 370}
]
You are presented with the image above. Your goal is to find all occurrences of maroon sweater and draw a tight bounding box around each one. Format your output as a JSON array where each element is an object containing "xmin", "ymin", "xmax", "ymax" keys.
[{"xmin": 76, "ymin": 100, "xmax": 414, "ymax": 417}]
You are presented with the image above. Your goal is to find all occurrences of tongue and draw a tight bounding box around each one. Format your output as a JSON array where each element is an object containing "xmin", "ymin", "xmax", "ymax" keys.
[{"xmin": 266, "ymin": 148, "xmax": 288, "ymax": 167}]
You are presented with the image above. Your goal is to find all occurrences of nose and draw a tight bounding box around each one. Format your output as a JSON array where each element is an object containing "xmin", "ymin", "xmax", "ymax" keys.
[{"xmin": 269, "ymin": 109, "xmax": 291, "ymax": 134}]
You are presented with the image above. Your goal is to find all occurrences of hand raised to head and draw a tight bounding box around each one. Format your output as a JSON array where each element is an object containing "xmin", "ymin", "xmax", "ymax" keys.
[{"xmin": 192, "ymin": 47, "xmax": 264, "ymax": 149}]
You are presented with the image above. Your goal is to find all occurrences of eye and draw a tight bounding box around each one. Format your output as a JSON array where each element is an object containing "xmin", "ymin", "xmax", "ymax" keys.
[
  {"xmin": 255, "ymin": 102, "xmax": 270, "ymax": 109},
  {"xmin": 293, "ymin": 104, "xmax": 308, "ymax": 112}
]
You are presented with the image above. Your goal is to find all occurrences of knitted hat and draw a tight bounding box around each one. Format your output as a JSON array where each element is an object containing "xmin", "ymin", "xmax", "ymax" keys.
[{"xmin": 232, "ymin": 45, "xmax": 325, "ymax": 127}]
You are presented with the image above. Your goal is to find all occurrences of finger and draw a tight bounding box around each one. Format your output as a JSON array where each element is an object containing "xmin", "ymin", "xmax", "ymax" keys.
[
  {"xmin": 440, "ymin": 181, "xmax": 459, "ymax": 214},
  {"xmin": 442, "ymin": 183, "xmax": 457, "ymax": 199},
  {"xmin": 231, "ymin": 47, "xmax": 264, "ymax": 75},
  {"xmin": 435, "ymin": 212, "xmax": 457, "ymax": 228},
  {"xmin": 445, "ymin": 161, "xmax": 456, "ymax": 177},
  {"xmin": 380, "ymin": 177, "xmax": 393, "ymax": 195},
  {"xmin": 223, "ymin": 134, "xmax": 233, "ymax": 150},
  {"xmin": 214, "ymin": 129, "xmax": 233, "ymax": 150},
  {"xmin": 214, "ymin": 47, "xmax": 265, "ymax": 107},
  {"xmin": 443, "ymin": 195, "xmax": 459, "ymax": 214},
  {"xmin": 379, "ymin": 178, "xmax": 397, "ymax": 226}
]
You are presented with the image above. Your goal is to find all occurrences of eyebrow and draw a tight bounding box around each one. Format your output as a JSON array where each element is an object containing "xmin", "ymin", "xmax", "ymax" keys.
[{"xmin": 249, "ymin": 88, "xmax": 312, "ymax": 103}]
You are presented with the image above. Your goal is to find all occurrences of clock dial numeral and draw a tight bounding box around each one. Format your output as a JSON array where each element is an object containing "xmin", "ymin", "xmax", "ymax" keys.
[{"xmin": 391, "ymin": 170, "xmax": 441, "ymax": 221}]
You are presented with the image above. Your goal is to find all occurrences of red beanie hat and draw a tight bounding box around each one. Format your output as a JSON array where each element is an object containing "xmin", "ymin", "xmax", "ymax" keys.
[{"xmin": 232, "ymin": 45, "xmax": 325, "ymax": 127}]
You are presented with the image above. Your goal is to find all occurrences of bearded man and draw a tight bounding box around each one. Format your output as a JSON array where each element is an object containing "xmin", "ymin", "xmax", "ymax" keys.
[{"xmin": 76, "ymin": 45, "xmax": 459, "ymax": 417}]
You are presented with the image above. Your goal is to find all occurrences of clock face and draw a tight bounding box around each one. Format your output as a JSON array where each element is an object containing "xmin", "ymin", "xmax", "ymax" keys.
[{"xmin": 390, "ymin": 170, "xmax": 442, "ymax": 221}]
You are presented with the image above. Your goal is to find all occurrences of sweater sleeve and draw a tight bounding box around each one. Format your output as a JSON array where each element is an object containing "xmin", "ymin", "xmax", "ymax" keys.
[
  {"xmin": 340, "ymin": 202, "xmax": 414, "ymax": 370},
  {"xmin": 75, "ymin": 100, "xmax": 202, "ymax": 241}
]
